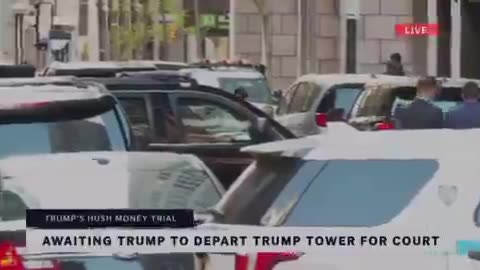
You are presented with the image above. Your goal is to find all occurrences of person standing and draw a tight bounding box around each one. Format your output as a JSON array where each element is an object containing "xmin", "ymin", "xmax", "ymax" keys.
[
  {"xmin": 444, "ymin": 81, "xmax": 480, "ymax": 129},
  {"xmin": 394, "ymin": 76, "xmax": 443, "ymax": 129},
  {"xmin": 384, "ymin": 53, "xmax": 405, "ymax": 76}
]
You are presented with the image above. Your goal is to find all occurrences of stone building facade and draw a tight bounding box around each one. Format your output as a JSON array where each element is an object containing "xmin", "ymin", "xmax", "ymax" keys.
[{"xmin": 234, "ymin": 0, "xmax": 421, "ymax": 90}]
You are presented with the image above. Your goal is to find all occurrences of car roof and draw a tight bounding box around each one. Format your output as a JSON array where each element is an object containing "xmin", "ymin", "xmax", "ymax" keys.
[
  {"xmin": 180, "ymin": 68, "xmax": 264, "ymax": 79},
  {"xmin": 296, "ymin": 73, "xmax": 417, "ymax": 88},
  {"xmin": 244, "ymin": 129, "xmax": 480, "ymax": 160},
  {"xmin": 0, "ymin": 151, "xmax": 222, "ymax": 209},
  {"xmin": 46, "ymin": 61, "xmax": 158, "ymax": 70},
  {"xmin": 117, "ymin": 70, "xmax": 196, "ymax": 83},
  {"xmin": 363, "ymin": 76, "xmax": 480, "ymax": 88},
  {"xmin": 0, "ymin": 77, "xmax": 109, "ymax": 103}
]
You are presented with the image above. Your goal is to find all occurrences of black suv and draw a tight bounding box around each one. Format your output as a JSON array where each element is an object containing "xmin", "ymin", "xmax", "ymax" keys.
[{"xmin": 79, "ymin": 77, "xmax": 295, "ymax": 188}]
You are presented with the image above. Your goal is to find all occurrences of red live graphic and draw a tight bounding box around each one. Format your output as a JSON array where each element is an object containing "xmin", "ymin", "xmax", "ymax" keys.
[{"xmin": 395, "ymin": 23, "xmax": 439, "ymax": 36}]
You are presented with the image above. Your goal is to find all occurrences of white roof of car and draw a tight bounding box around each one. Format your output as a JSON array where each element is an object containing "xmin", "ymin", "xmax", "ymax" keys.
[
  {"xmin": 296, "ymin": 73, "xmax": 416, "ymax": 88},
  {"xmin": 0, "ymin": 83, "xmax": 105, "ymax": 104},
  {"xmin": 46, "ymin": 61, "xmax": 157, "ymax": 70},
  {"xmin": 181, "ymin": 68, "xmax": 264, "ymax": 79},
  {"xmin": 243, "ymin": 128, "xmax": 480, "ymax": 160},
  {"xmin": 0, "ymin": 151, "xmax": 222, "ymax": 209}
]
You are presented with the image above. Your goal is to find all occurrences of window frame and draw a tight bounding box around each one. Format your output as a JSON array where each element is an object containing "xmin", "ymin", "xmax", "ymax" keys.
[
  {"xmin": 169, "ymin": 92, "xmax": 258, "ymax": 145},
  {"xmin": 78, "ymin": 0, "xmax": 89, "ymax": 36}
]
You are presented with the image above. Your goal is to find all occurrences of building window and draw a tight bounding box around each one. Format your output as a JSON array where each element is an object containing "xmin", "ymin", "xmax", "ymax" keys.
[{"xmin": 79, "ymin": 0, "xmax": 89, "ymax": 36}]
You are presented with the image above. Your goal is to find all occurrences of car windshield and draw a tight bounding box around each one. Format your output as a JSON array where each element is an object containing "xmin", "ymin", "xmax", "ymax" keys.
[
  {"xmin": 262, "ymin": 159, "xmax": 438, "ymax": 227},
  {"xmin": 0, "ymin": 109, "xmax": 126, "ymax": 159},
  {"xmin": 24, "ymin": 254, "xmax": 194, "ymax": 270},
  {"xmin": 218, "ymin": 77, "xmax": 273, "ymax": 104}
]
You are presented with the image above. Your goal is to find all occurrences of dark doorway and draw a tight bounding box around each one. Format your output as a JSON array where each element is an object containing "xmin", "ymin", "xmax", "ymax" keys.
[
  {"xmin": 461, "ymin": 1, "xmax": 480, "ymax": 78},
  {"xmin": 437, "ymin": 0, "xmax": 451, "ymax": 77}
]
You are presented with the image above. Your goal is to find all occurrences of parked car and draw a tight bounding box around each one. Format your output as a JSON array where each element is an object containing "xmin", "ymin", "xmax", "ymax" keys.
[
  {"xmin": 0, "ymin": 77, "xmax": 133, "ymax": 158},
  {"xmin": 348, "ymin": 77, "xmax": 480, "ymax": 130},
  {"xmin": 40, "ymin": 61, "xmax": 158, "ymax": 77},
  {"xmin": 179, "ymin": 61, "xmax": 277, "ymax": 115},
  {"xmin": 0, "ymin": 151, "xmax": 223, "ymax": 270},
  {"xmin": 275, "ymin": 73, "xmax": 414, "ymax": 136},
  {"xmin": 79, "ymin": 77, "xmax": 295, "ymax": 188},
  {"xmin": 0, "ymin": 64, "xmax": 35, "ymax": 78},
  {"xmin": 199, "ymin": 128, "xmax": 480, "ymax": 270}
]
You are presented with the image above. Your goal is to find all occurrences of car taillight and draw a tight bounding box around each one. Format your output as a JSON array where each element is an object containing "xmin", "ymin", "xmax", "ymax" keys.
[
  {"xmin": 235, "ymin": 252, "xmax": 302, "ymax": 270},
  {"xmin": 315, "ymin": 113, "xmax": 328, "ymax": 127},
  {"xmin": 0, "ymin": 242, "xmax": 24, "ymax": 270},
  {"xmin": 375, "ymin": 121, "xmax": 395, "ymax": 130}
]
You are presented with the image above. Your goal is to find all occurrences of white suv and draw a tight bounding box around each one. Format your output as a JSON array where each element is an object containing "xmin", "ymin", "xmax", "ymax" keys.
[{"xmin": 201, "ymin": 129, "xmax": 480, "ymax": 270}]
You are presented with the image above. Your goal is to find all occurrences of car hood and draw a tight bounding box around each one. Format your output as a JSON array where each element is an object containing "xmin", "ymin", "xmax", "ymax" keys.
[{"xmin": 0, "ymin": 151, "xmax": 217, "ymax": 209}]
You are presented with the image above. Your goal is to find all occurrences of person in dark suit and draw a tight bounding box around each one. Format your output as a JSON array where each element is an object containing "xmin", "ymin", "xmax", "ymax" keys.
[
  {"xmin": 394, "ymin": 76, "xmax": 443, "ymax": 129},
  {"xmin": 444, "ymin": 81, "xmax": 480, "ymax": 129}
]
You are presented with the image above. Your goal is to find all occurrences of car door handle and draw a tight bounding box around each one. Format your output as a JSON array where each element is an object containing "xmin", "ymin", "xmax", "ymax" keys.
[{"xmin": 468, "ymin": 251, "xmax": 480, "ymax": 261}]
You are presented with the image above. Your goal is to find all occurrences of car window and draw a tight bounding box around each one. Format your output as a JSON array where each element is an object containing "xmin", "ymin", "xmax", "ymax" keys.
[
  {"xmin": 176, "ymin": 98, "xmax": 252, "ymax": 143},
  {"xmin": 214, "ymin": 156, "xmax": 321, "ymax": 225},
  {"xmin": 288, "ymin": 83, "xmax": 316, "ymax": 113},
  {"xmin": 317, "ymin": 85, "xmax": 364, "ymax": 118},
  {"xmin": 0, "ymin": 110, "xmax": 125, "ymax": 159},
  {"xmin": 218, "ymin": 77, "xmax": 273, "ymax": 104},
  {"xmin": 274, "ymin": 159, "xmax": 438, "ymax": 227},
  {"xmin": 129, "ymin": 160, "xmax": 222, "ymax": 212},
  {"xmin": 0, "ymin": 191, "xmax": 28, "ymax": 221},
  {"xmin": 277, "ymin": 84, "xmax": 299, "ymax": 115},
  {"xmin": 117, "ymin": 97, "xmax": 150, "ymax": 126}
]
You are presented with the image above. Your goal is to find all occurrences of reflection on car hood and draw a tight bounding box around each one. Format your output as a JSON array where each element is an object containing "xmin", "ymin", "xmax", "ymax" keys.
[
  {"xmin": 250, "ymin": 102, "xmax": 277, "ymax": 115},
  {"xmin": 0, "ymin": 151, "xmax": 213, "ymax": 209}
]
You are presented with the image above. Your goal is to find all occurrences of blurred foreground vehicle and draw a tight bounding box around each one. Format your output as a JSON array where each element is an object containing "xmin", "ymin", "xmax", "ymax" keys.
[
  {"xmin": 198, "ymin": 129, "xmax": 480, "ymax": 270},
  {"xmin": 179, "ymin": 60, "xmax": 277, "ymax": 115},
  {"xmin": 348, "ymin": 77, "xmax": 480, "ymax": 130},
  {"xmin": 0, "ymin": 249, "xmax": 187, "ymax": 270},
  {"xmin": 275, "ymin": 74, "xmax": 413, "ymax": 136},
  {"xmin": 0, "ymin": 152, "xmax": 223, "ymax": 218},
  {"xmin": 0, "ymin": 77, "xmax": 132, "ymax": 158},
  {"xmin": 40, "ymin": 61, "xmax": 158, "ymax": 77},
  {"xmin": 80, "ymin": 77, "xmax": 295, "ymax": 188},
  {"xmin": 0, "ymin": 65, "xmax": 35, "ymax": 78},
  {"xmin": 0, "ymin": 151, "xmax": 224, "ymax": 270}
]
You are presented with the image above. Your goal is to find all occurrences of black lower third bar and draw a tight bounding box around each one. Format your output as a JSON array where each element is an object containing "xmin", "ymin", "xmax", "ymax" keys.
[{"xmin": 26, "ymin": 209, "xmax": 195, "ymax": 229}]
